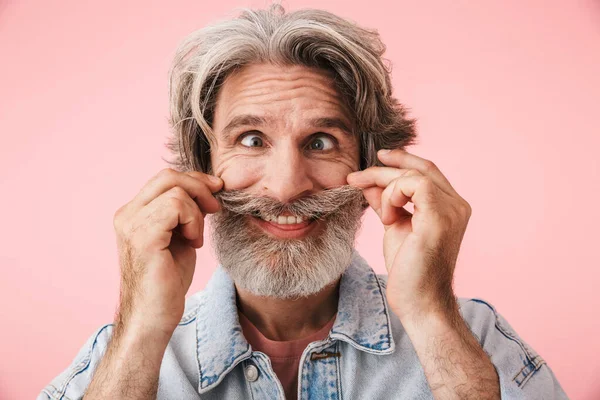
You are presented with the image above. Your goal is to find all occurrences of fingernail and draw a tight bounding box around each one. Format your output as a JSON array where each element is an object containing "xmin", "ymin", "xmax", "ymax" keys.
[
  {"xmin": 208, "ymin": 175, "xmax": 221, "ymax": 184},
  {"xmin": 378, "ymin": 149, "xmax": 391, "ymax": 155}
]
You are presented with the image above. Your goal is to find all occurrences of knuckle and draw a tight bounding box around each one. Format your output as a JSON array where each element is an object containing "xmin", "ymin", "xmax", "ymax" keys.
[
  {"xmin": 461, "ymin": 201, "xmax": 472, "ymax": 218},
  {"xmin": 159, "ymin": 167, "xmax": 177, "ymax": 180},
  {"xmin": 114, "ymin": 205, "xmax": 124, "ymax": 219},
  {"xmin": 166, "ymin": 195, "xmax": 185, "ymax": 211},
  {"xmin": 384, "ymin": 179, "xmax": 397, "ymax": 196},
  {"xmin": 113, "ymin": 208, "xmax": 124, "ymax": 229},
  {"xmin": 423, "ymin": 160, "xmax": 437, "ymax": 173},
  {"xmin": 186, "ymin": 170, "xmax": 204, "ymax": 180},
  {"xmin": 169, "ymin": 185, "xmax": 188, "ymax": 199},
  {"xmin": 113, "ymin": 205, "xmax": 132, "ymax": 233}
]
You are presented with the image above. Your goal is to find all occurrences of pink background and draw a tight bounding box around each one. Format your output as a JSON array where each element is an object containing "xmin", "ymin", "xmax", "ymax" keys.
[{"xmin": 1, "ymin": 1, "xmax": 599, "ymax": 399}]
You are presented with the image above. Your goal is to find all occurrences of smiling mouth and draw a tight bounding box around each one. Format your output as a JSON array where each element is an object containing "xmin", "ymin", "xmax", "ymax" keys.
[
  {"xmin": 249, "ymin": 210, "xmax": 323, "ymax": 223},
  {"xmin": 247, "ymin": 211, "xmax": 321, "ymax": 238}
]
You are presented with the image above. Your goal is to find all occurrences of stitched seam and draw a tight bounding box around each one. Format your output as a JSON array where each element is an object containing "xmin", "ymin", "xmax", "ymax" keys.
[
  {"xmin": 335, "ymin": 341, "xmax": 342, "ymax": 400},
  {"xmin": 512, "ymin": 361, "xmax": 531, "ymax": 382},
  {"xmin": 200, "ymin": 343, "xmax": 252, "ymax": 389},
  {"xmin": 511, "ymin": 355, "xmax": 541, "ymax": 382},
  {"xmin": 307, "ymin": 342, "xmax": 340, "ymax": 397},
  {"xmin": 57, "ymin": 324, "xmax": 112, "ymax": 398},
  {"xmin": 179, "ymin": 305, "xmax": 199, "ymax": 325},
  {"xmin": 41, "ymin": 385, "xmax": 59, "ymax": 400},
  {"xmin": 47, "ymin": 383, "xmax": 73, "ymax": 400},
  {"xmin": 470, "ymin": 299, "xmax": 540, "ymax": 366},
  {"xmin": 329, "ymin": 331, "xmax": 388, "ymax": 353},
  {"xmin": 511, "ymin": 355, "xmax": 543, "ymax": 382},
  {"xmin": 256, "ymin": 352, "xmax": 286, "ymax": 399},
  {"xmin": 512, "ymin": 356, "xmax": 545, "ymax": 387},
  {"xmin": 58, "ymin": 358, "xmax": 89, "ymax": 397},
  {"xmin": 378, "ymin": 276, "xmax": 388, "ymax": 289},
  {"xmin": 374, "ymin": 274, "xmax": 392, "ymax": 348},
  {"xmin": 495, "ymin": 318, "xmax": 538, "ymax": 363},
  {"xmin": 469, "ymin": 299, "xmax": 546, "ymax": 390},
  {"xmin": 494, "ymin": 318, "xmax": 539, "ymax": 367},
  {"xmin": 245, "ymin": 359, "xmax": 256, "ymax": 400},
  {"xmin": 178, "ymin": 315, "xmax": 196, "ymax": 327},
  {"xmin": 519, "ymin": 360, "xmax": 546, "ymax": 388},
  {"xmin": 195, "ymin": 301, "xmax": 204, "ymax": 390}
]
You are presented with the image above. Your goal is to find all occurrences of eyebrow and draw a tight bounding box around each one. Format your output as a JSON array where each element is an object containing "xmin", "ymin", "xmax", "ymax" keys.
[
  {"xmin": 220, "ymin": 114, "xmax": 354, "ymax": 141},
  {"xmin": 221, "ymin": 114, "xmax": 271, "ymax": 141},
  {"xmin": 310, "ymin": 117, "xmax": 353, "ymax": 136}
]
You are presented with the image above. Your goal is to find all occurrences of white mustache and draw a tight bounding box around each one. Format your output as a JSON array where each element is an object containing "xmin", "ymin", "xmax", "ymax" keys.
[{"xmin": 214, "ymin": 185, "xmax": 366, "ymax": 220}]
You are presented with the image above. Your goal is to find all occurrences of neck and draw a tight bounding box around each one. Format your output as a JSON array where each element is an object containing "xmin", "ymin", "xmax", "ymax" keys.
[{"xmin": 235, "ymin": 279, "xmax": 340, "ymax": 341}]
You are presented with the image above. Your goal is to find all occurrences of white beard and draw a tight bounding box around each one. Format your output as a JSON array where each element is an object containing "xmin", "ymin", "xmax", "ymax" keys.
[{"xmin": 209, "ymin": 186, "xmax": 366, "ymax": 299}]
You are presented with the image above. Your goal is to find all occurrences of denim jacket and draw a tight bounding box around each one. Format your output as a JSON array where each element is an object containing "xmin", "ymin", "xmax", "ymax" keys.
[{"xmin": 38, "ymin": 252, "xmax": 568, "ymax": 399}]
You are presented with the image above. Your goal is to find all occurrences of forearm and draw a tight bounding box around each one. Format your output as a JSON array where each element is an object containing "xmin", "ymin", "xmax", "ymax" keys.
[
  {"xmin": 83, "ymin": 320, "xmax": 172, "ymax": 400},
  {"xmin": 402, "ymin": 305, "xmax": 500, "ymax": 400}
]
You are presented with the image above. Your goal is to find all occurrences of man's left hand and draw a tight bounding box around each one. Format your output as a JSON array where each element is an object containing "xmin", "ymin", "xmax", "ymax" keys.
[{"xmin": 347, "ymin": 148, "xmax": 472, "ymax": 322}]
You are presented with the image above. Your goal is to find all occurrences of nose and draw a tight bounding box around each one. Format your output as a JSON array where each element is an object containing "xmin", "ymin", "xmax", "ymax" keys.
[{"xmin": 261, "ymin": 142, "xmax": 314, "ymax": 203}]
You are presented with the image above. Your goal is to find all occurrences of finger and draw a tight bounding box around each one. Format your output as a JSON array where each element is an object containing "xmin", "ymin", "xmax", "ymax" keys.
[
  {"xmin": 381, "ymin": 178, "xmax": 413, "ymax": 226},
  {"xmin": 138, "ymin": 186, "xmax": 204, "ymax": 249},
  {"xmin": 347, "ymin": 166, "xmax": 421, "ymax": 189},
  {"xmin": 382, "ymin": 175, "xmax": 438, "ymax": 220},
  {"xmin": 362, "ymin": 186, "xmax": 384, "ymax": 218},
  {"xmin": 132, "ymin": 168, "xmax": 223, "ymax": 214},
  {"xmin": 377, "ymin": 149, "xmax": 457, "ymax": 196}
]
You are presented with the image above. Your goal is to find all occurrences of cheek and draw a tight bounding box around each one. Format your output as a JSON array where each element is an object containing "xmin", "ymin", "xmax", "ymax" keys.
[
  {"xmin": 218, "ymin": 158, "xmax": 264, "ymax": 190},
  {"xmin": 308, "ymin": 160, "xmax": 356, "ymax": 188},
  {"xmin": 214, "ymin": 152, "xmax": 358, "ymax": 191}
]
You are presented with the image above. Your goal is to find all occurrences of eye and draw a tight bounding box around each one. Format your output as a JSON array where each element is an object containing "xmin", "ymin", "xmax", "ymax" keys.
[
  {"xmin": 308, "ymin": 135, "xmax": 336, "ymax": 151},
  {"xmin": 240, "ymin": 133, "xmax": 264, "ymax": 148}
]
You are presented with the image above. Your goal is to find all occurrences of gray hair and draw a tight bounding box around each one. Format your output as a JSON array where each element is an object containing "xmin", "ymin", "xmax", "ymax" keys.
[{"xmin": 164, "ymin": 4, "xmax": 418, "ymax": 173}]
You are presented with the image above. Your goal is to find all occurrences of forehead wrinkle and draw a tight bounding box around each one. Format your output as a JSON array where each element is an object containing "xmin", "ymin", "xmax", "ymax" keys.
[
  {"xmin": 242, "ymin": 78, "xmax": 342, "ymax": 101},
  {"xmin": 217, "ymin": 65, "xmax": 354, "ymax": 138},
  {"xmin": 227, "ymin": 86, "xmax": 349, "ymax": 118},
  {"xmin": 236, "ymin": 76, "xmax": 342, "ymax": 97},
  {"xmin": 231, "ymin": 66, "xmax": 342, "ymax": 99},
  {"xmin": 222, "ymin": 97, "xmax": 352, "ymax": 138}
]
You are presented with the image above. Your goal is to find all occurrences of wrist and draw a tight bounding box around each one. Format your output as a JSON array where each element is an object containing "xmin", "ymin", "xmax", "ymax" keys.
[
  {"xmin": 84, "ymin": 320, "xmax": 169, "ymax": 399},
  {"xmin": 392, "ymin": 294, "xmax": 461, "ymax": 328},
  {"xmin": 114, "ymin": 313, "xmax": 176, "ymax": 350},
  {"xmin": 105, "ymin": 324, "xmax": 172, "ymax": 377},
  {"xmin": 400, "ymin": 307, "xmax": 461, "ymax": 333}
]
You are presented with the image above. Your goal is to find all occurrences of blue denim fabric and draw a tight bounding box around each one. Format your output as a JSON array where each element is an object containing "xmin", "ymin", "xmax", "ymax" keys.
[{"xmin": 38, "ymin": 251, "xmax": 568, "ymax": 399}]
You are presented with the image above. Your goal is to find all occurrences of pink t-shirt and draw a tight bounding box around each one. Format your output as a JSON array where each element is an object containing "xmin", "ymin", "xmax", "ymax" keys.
[{"xmin": 238, "ymin": 311, "xmax": 336, "ymax": 400}]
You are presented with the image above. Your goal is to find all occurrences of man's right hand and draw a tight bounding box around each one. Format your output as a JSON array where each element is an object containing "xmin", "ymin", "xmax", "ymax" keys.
[
  {"xmin": 84, "ymin": 168, "xmax": 222, "ymax": 399},
  {"xmin": 112, "ymin": 168, "xmax": 223, "ymax": 337}
]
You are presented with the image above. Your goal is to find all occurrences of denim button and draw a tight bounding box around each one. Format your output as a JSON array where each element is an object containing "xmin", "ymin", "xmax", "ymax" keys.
[{"xmin": 244, "ymin": 364, "xmax": 259, "ymax": 382}]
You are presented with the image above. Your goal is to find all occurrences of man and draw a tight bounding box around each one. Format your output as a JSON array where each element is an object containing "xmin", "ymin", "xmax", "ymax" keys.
[{"xmin": 38, "ymin": 5, "xmax": 568, "ymax": 400}]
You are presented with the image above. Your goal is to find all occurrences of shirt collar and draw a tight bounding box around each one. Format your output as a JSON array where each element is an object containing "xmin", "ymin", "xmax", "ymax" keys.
[{"xmin": 193, "ymin": 250, "xmax": 396, "ymax": 393}]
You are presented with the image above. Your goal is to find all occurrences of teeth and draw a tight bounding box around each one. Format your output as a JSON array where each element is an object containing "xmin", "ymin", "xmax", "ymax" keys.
[{"xmin": 259, "ymin": 214, "xmax": 306, "ymax": 224}]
